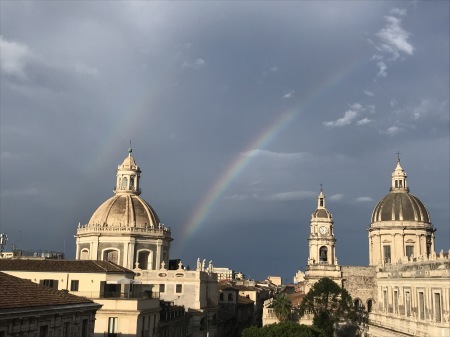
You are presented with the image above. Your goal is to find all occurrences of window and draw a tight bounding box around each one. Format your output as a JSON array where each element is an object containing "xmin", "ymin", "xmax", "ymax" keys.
[
  {"xmin": 393, "ymin": 290, "xmax": 398, "ymax": 314},
  {"xmin": 367, "ymin": 299, "xmax": 372, "ymax": 313},
  {"xmin": 159, "ymin": 284, "xmax": 165, "ymax": 293},
  {"xmin": 104, "ymin": 250, "xmax": 118, "ymax": 264},
  {"xmin": 63, "ymin": 322, "xmax": 70, "ymax": 337},
  {"xmin": 406, "ymin": 245, "xmax": 414, "ymax": 259},
  {"xmin": 176, "ymin": 284, "xmax": 182, "ymax": 293},
  {"xmin": 219, "ymin": 293, "xmax": 224, "ymax": 301},
  {"xmin": 108, "ymin": 317, "xmax": 118, "ymax": 337},
  {"xmin": 418, "ymin": 292, "xmax": 425, "ymax": 320},
  {"xmin": 70, "ymin": 280, "xmax": 79, "ymax": 291},
  {"xmin": 130, "ymin": 176, "xmax": 135, "ymax": 188},
  {"xmin": 39, "ymin": 325, "xmax": 49, "ymax": 337},
  {"xmin": 383, "ymin": 245, "xmax": 391, "ymax": 263},
  {"xmin": 40, "ymin": 279, "xmax": 58, "ymax": 289},
  {"xmin": 81, "ymin": 319, "xmax": 88, "ymax": 337},
  {"xmin": 228, "ymin": 293, "xmax": 233, "ymax": 301},
  {"xmin": 320, "ymin": 198, "xmax": 324, "ymax": 206},
  {"xmin": 319, "ymin": 246, "xmax": 328, "ymax": 263},
  {"xmin": 122, "ymin": 177, "xmax": 127, "ymax": 190},
  {"xmin": 405, "ymin": 291, "xmax": 411, "ymax": 317},
  {"xmin": 434, "ymin": 293, "xmax": 441, "ymax": 322},
  {"xmin": 80, "ymin": 249, "xmax": 89, "ymax": 260},
  {"xmin": 138, "ymin": 251, "xmax": 150, "ymax": 270},
  {"xmin": 383, "ymin": 290, "xmax": 388, "ymax": 311}
]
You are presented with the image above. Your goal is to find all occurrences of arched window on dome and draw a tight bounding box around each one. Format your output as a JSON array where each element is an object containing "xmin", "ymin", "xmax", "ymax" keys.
[
  {"xmin": 80, "ymin": 249, "xmax": 89, "ymax": 260},
  {"xmin": 319, "ymin": 246, "xmax": 328, "ymax": 263},
  {"xmin": 130, "ymin": 176, "xmax": 135, "ymax": 189},
  {"xmin": 122, "ymin": 177, "xmax": 128, "ymax": 190},
  {"xmin": 103, "ymin": 249, "xmax": 119, "ymax": 265},
  {"xmin": 137, "ymin": 250, "xmax": 153, "ymax": 270},
  {"xmin": 228, "ymin": 293, "xmax": 233, "ymax": 302}
]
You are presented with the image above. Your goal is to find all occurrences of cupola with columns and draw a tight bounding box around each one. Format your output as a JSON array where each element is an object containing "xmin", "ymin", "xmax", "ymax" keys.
[{"xmin": 115, "ymin": 147, "xmax": 142, "ymax": 195}]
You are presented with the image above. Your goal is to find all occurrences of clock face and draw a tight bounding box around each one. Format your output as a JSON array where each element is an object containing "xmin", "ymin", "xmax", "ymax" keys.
[{"xmin": 319, "ymin": 226, "xmax": 328, "ymax": 235}]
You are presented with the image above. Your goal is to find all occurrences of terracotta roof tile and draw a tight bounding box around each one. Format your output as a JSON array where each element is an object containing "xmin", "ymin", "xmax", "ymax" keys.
[
  {"xmin": 0, "ymin": 272, "xmax": 95, "ymax": 310},
  {"xmin": 0, "ymin": 259, "xmax": 132, "ymax": 273}
]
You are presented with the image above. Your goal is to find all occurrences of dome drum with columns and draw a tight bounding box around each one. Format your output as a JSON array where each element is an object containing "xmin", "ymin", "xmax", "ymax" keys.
[
  {"xmin": 75, "ymin": 148, "xmax": 173, "ymax": 270},
  {"xmin": 368, "ymin": 159, "xmax": 435, "ymax": 266}
]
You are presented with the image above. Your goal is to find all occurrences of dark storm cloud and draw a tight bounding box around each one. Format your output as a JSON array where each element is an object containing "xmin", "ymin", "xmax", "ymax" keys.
[{"xmin": 1, "ymin": 1, "xmax": 448, "ymax": 280}]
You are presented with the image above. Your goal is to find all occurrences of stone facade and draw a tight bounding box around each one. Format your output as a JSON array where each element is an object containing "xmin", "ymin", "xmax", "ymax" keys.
[{"xmin": 368, "ymin": 254, "xmax": 450, "ymax": 337}]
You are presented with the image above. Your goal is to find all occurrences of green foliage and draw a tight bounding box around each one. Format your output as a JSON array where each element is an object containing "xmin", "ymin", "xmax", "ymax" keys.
[
  {"xmin": 298, "ymin": 278, "xmax": 357, "ymax": 337},
  {"xmin": 272, "ymin": 293, "xmax": 292, "ymax": 322},
  {"xmin": 242, "ymin": 321, "xmax": 324, "ymax": 337}
]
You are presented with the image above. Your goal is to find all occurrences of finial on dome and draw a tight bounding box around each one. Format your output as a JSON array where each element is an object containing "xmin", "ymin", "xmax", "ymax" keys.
[
  {"xmin": 320, "ymin": 183, "xmax": 323, "ymax": 192},
  {"xmin": 128, "ymin": 140, "xmax": 132, "ymax": 156},
  {"xmin": 396, "ymin": 151, "xmax": 401, "ymax": 162}
]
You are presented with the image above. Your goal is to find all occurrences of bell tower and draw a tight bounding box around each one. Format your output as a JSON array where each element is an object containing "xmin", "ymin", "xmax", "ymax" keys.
[{"xmin": 305, "ymin": 188, "xmax": 342, "ymax": 290}]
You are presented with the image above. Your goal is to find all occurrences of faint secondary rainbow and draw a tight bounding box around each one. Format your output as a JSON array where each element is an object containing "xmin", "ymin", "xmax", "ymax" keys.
[{"xmin": 179, "ymin": 58, "xmax": 368, "ymax": 249}]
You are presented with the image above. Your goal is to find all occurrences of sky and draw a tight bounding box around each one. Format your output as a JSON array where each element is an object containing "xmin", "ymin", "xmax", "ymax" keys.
[{"xmin": 0, "ymin": 1, "xmax": 449, "ymax": 282}]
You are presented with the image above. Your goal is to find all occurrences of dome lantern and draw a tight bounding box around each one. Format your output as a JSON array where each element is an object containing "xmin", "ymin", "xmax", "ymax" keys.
[
  {"xmin": 390, "ymin": 158, "xmax": 409, "ymax": 193},
  {"xmin": 115, "ymin": 147, "xmax": 142, "ymax": 195}
]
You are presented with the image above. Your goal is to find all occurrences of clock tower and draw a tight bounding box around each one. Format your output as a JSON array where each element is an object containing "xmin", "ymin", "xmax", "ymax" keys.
[{"xmin": 305, "ymin": 189, "xmax": 342, "ymax": 290}]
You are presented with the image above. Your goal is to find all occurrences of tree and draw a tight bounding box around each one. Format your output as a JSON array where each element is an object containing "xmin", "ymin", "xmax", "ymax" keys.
[
  {"xmin": 242, "ymin": 321, "xmax": 324, "ymax": 337},
  {"xmin": 272, "ymin": 293, "xmax": 292, "ymax": 322},
  {"xmin": 298, "ymin": 278, "xmax": 356, "ymax": 337}
]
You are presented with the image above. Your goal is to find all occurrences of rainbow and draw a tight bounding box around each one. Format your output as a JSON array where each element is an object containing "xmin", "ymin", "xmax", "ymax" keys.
[{"xmin": 178, "ymin": 58, "xmax": 367, "ymax": 250}]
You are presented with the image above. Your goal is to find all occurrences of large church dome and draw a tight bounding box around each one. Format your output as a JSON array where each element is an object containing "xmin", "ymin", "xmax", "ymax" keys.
[
  {"xmin": 371, "ymin": 192, "xmax": 430, "ymax": 223},
  {"xmin": 76, "ymin": 148, "xmax": 172, "ymax": 271},
  {"xmin": 370, "ymin": 160, "xmax": 431, "ymax": 225},
  {"xmin": 88, "ymin": 194, "xmax": 160, "ymax": 227}
]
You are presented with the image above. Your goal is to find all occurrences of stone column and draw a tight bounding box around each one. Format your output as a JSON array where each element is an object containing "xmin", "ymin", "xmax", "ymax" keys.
[{"xmin": 156, "ymin": 240, "xmax": 162, "ymax": 270}]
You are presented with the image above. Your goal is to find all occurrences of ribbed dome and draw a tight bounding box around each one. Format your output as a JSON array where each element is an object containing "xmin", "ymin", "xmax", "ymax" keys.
[
  {"xmin": 371, "ymin": 192, "xmax": 430, "ymax": 224},
  {"xmin": 313, "ymin": 208, "xmax": 332, "ymax": 219},
  {"xmin": 88, "ymin": 194, "xmax": 160, "ymax": 228}
]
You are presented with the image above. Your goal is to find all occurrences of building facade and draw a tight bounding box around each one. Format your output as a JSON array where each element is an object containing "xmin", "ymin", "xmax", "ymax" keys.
[
  {"xmin": 0, "ymin": 259, "xmax": 161, "ymax": 337},
  {"xmin": 0, "ymin": 272, "xmax": 101, "ymax": 337}
]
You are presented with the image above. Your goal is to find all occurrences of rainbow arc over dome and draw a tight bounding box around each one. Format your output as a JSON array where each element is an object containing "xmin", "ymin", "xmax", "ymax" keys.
[{"xmin": 178, "ymin": 58, "xmax": 367, "ymax": 250}]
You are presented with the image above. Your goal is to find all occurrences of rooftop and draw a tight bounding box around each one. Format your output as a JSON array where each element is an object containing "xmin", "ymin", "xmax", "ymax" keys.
[
  {"xmin": 0, "ymin": 259, "xmax": 133, "ymax": 273},
  {"xmin": 0, "ymin": 272, "xmax": 96, "ymax": 310}
]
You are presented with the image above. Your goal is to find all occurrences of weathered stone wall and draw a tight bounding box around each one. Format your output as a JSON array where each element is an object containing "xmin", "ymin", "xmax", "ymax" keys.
[{"xmin": 341, "ymin": 265, "xmax": 377, "ymax": 309}]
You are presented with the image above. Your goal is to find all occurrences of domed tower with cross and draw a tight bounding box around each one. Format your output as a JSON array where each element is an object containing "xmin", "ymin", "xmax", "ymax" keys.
[
  {"xmin": 305, "ymin": 187, "xmax": 342, "ymax": 290},
  {"xmin": 75, "ymin": 148, "xmax": 173, "ymax": 270},
  {"xmin": 368, "ymin": 156, "xmax": 435, "ymax": 265}
]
